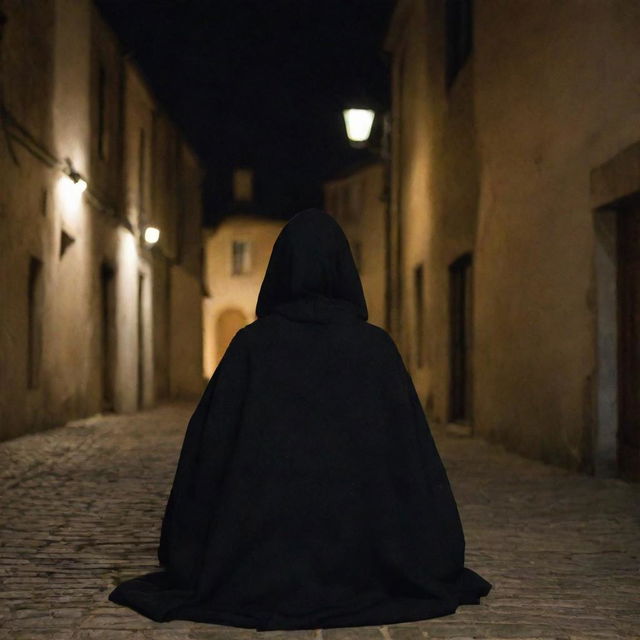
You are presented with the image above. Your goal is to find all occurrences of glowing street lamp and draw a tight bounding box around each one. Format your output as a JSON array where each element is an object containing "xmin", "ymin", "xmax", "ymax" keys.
[
  {"xmin": 143, "ymin": 226, "xmax": 160, "ymax": 245},
  {"xmin": 342, "ymin": 108, "xmax": 376, "ymax": 146}
]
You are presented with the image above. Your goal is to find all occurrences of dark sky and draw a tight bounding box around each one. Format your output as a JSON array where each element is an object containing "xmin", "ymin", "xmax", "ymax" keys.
[{"xmin": 94, "ymin": 0, "xmax": 394, "ymax": 227}]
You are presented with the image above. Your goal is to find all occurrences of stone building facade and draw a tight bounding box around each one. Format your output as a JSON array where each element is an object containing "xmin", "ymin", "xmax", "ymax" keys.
[
  {"xmin": 383, "ymin": 0, "xmax": 640, "ymax": 480},
  {"xmin": 324, "ymin": 160, "xmax": 388, "ymax": 331},
  {"xmin": 202, "ymin": 169, "xmax": 284, "ymax": 378},
  {"xmin": 0, "ymin": 0, "xmax": 205, "ymax": 441}
]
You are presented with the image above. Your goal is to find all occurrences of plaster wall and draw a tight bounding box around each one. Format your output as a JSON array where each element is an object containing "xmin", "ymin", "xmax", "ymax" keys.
[
  {"xmin": 385, "ymin": 0, "xmax": 640, "ymax": 471},
  {"xmin": 202, "ymin": 215, "xmax": 284, "ymax": 377},
  {"xmin": 170, "ymin": 264, "xmax": 204, "ymax": 398},
  {"xmin": 0, "ymin": 0, "xmax": 204, "ymax": 441},
  {"xmin": 472, "ymin": 0, "xmax": 640, "ymax": 470},
  {"xmin": 387, "ymin": 0, "xmax": 479, "ymax": 424}
]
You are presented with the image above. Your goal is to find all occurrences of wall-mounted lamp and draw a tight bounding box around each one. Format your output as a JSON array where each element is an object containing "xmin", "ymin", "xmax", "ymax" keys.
[
  {"xmin": 342, "ymin": 108, "xmax": 376, "ymax": 147},
  {"xmin": 342, "ymin": 105, "xmax": 391, "ymax": 163},
  {"xmin": 64, "ymin": 157, "xmax": 87, "ymax": 193},
  {"xmin": 143, "ymin": 226, "xmax": 160, "ymax": 245}
]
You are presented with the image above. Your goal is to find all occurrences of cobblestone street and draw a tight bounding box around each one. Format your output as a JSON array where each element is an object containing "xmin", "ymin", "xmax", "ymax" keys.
[{"xmin": 0, "ymin": 402, "xmax": 638, "ymax": 640}]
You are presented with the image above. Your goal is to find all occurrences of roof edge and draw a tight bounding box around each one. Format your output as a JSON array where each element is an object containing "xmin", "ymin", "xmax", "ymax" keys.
[{"xmin": 383, "ymin": 0, "xmax": 413, "ymax": 52}]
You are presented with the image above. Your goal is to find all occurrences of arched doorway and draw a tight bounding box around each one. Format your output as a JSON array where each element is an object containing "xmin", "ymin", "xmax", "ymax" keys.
[{"xmin": 216, "ymin": 308, "xmax": 248, "ymax": 366}]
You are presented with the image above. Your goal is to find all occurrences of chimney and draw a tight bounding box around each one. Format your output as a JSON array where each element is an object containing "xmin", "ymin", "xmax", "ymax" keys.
[{"xmin": 233, "ymin": 167, "xmax": 254, "ymax": 202}]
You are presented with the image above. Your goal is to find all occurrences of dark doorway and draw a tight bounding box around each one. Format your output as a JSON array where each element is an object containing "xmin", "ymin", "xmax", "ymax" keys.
[
  {"xmin": 27, "ymin": 256, "xmax": 44, "ymax": 389},
  {"xmin": 617, "ymin": 202, "xmax": 640, "ymax": 481},
  {"xmin": 137, "ymin": 272, "xmax": 145, "ymax": 410},
  {"xmin": 413, "ymin": 262, "xmax": 424, "ymax": 369},
  {"xmin": 449, "ymin": 252, "xmax": 473, "ymax": 426},
  {"xmin": 100, "ymin": 262, "xmax": 116, "ymax": 412}
]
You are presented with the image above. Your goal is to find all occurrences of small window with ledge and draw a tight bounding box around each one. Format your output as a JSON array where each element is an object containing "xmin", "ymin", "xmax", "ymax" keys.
[{"xmin": 231, "ymin": 239, "xmax": 252, "ymax": 275}]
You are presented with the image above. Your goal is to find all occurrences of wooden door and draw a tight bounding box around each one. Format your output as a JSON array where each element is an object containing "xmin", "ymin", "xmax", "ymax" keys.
[{"xmin": 617, "ymin": 202, "xmax": 640, "ymax": 481}]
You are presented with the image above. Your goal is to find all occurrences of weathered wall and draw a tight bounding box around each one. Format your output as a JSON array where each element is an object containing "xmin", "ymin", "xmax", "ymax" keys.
[
  {"xmin": 384, "ymin": 0, "xmax": 640, "ymax": 472},
  {"xmin": 386, "ymin": 0, "xmax": 479, "ymax": 424},
  {"xmin": 149, "ymin": 115, "xmax": 205, "ymax": 401},
  {"xmin": 472, "ymin": 0, "xmax": 640, "ymax": 470},
  {"xmin": 169, "ymin": 264, "xmax": 204, "ymax": 398},
  {"xmin": 123, "ymin": 65, "xmax": 154, "ymax": 232},
  {"xmin": 0, "ymin": 0, "xmax": 204, "ymax": 441},
  {"xmin": 152, "ymin": 251, "xmax": 171, "ymax": 401},
  {"xmin": 178, "ymin": 143, "xmax": 205, "ymax": 279},
  {"xmin": 122, "ymin": 64, "xmax": 156, "ymax": 410},
  {"xmin": 0, "ymin": 0, "xmax": 57, "ymax": 439},
  {"xmin": 151, "ymin": 115, "xmax": 179, "ymax": 262}
]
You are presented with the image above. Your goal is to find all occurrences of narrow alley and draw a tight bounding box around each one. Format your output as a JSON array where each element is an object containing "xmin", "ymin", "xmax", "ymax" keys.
[{"xmin": 0, "ymin": 403, "xmax": 637, "ymax": 640}]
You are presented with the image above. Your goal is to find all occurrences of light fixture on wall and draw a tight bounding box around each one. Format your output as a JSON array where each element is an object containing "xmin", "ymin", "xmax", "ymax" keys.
[
  {"xmin": 143, "ymin": 226, "xmax": 160, "ymax": 246},
  {"xmin": 342, "ymin": 108, "xmax": 376, "ymax": 147},
  {"xmin": 342, "ymin": 103, "xmax": 391, "ymax": 159},
  {"xmin": 63, "ymin": 157, "xmax": 87, "ymax": 193}
]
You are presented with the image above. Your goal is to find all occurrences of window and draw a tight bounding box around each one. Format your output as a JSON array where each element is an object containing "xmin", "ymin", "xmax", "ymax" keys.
[
  {"xmin": 445, "ymin": 0, "xmax": 473, "ymax": 90},
  {"xmin": 60, "ymin": 229, "xmax": 75, "ymax": 258},
  {"xmin": 27, "ymin": 256, "xmax": 44, "ymax": 389},
  {"xmin": 231, "ymin": 240, "xmax": 251, "ymax": 275}
]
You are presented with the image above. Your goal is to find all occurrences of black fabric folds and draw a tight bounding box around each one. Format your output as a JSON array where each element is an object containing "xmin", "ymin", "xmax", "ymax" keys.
[{"xmin": 108, "ymin": 208, "xmax": 492, "ymax": 630}]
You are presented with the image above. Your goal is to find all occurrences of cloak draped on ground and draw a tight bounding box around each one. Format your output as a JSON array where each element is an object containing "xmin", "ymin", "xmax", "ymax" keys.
[{"xmin": 108, "ymin": 208, "xmax": 492, "ymax": 630}]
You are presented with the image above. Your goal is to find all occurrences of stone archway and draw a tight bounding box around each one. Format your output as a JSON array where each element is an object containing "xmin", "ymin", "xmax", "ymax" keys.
[{"xmin": 216, "ymin": 308, "xmax": 248, "ymax": 366}]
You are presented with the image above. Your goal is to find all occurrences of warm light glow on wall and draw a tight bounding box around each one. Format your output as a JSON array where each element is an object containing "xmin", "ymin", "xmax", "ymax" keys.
[
  {"xmin": 58, "ymin": 174, "xmax": 85, "ymax": 209},
  {"xmin": 62, "ymin": 157, "xmax": 88, "ymax": 194},
  {"xmin": 73, "ymin": 176, "xmax": 88, "ymax": 193},
  {"xmin": 342, "ymin": 108, "xmax": 375, "ymax": 143},
  {"xmin": 143, "ymin": 226, "xmax": 160, "ymax": 245}
]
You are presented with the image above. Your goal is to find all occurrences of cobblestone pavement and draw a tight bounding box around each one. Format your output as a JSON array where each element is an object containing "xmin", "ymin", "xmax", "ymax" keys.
[{"xmin": 0, "ymin": 402, "xmax": 638, "ymax": 640}]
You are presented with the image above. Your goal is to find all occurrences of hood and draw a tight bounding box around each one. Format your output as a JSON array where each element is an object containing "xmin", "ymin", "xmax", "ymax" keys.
[{"xmin": 255, "ymin": 208, "xmax": 368, "ymax": 324}]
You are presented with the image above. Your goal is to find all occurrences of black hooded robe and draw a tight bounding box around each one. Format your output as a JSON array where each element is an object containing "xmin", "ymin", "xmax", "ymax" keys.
[{"xmin": 108, "ymin": 208, "xmax": 492, "ymax": 631}]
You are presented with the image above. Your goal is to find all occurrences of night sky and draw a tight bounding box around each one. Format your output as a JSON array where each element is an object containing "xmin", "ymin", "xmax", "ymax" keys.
[{"xmin": 94, "ymin": 0, "xmax": 394, "ymax": 227}]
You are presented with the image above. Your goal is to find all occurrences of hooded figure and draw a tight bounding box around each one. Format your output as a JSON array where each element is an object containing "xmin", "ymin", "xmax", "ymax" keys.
[{"xmin": 108, "ymin": 208, "xmax": 492, "ymax": 630}]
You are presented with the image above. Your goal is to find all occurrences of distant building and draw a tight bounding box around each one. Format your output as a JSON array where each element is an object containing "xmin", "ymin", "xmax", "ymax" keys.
[
  {"xmin": 323, "ymin": 160, "xmax": 388, "ymax": 331},
  {"xmin": 0, "ymin": 0, "xmax": 204, "ymax": 441},
  {"xmin": 384, "ymin": 0, "xmax": 640, "ymax": 480},
  {"xmin": 202, "ymin": 168, "xmax": 284, "ymax": 377}
]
